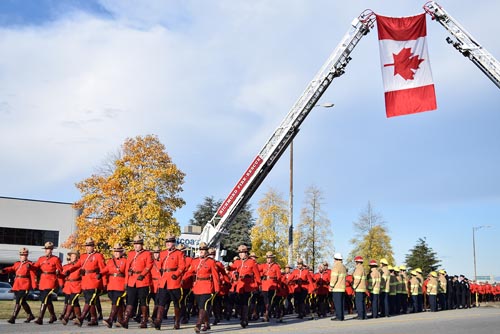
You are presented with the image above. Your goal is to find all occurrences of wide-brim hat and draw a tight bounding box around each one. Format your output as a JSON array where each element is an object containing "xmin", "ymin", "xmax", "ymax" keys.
[
  {"xmin": 112, "ymin": 243, "xmax": 124, "ymax": 252},
  {"xmin": 176, "ymin": 244, "xmax": 187, "ymax": 251},
  {"xmin": 265, "ymin": 251, "xmax": 275, "ymax": 258},
  {"xmin": 199, "ymin": 242, "xmax": 209, "ymax": 251},
  {"xmin": 19, "ymin": 247, "xmax": 29, "ymax": 255},
  {"xmin": 42, "ymin": 241, "xmax": 54, "ymax": 249},
  {"xmin": 68, "ymin": 249, "xmax": 80, "ymax": 256},
  {"xmin": 208, "ymin": 248, "xmax": 216, "ymax": 256},
  {"xmin": 237, "ymin": 245, "xmax": 248, "ymax": 253},
  {"xmin": 165, "ymin": 234, "xmax": 176, "ymax": 243},
  {"xmin": 249, "ymin": 252, "xmax": 257, "ymax": 258},
  {"xmin": 152, "ymin": 246, "xmax": 161, "ymax": 253},
  {"xmin": 133, "ymin": 235, "xmax": 144, "ymax": 244},
  {"xmin": 297, "ymin": 259, "xmax": 304, "ymax": 265},
  {"xmin": 84, "ymin": 237, "xmax": 95, "ymax": 246}
]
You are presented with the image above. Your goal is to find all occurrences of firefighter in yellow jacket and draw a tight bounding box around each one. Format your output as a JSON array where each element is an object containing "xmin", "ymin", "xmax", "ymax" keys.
[{"xmin": 329, "ymin": 253, "xmax": 346, "ymax": 321}]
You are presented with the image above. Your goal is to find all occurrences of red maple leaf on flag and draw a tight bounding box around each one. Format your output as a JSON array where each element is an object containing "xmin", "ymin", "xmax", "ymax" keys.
[{"xmin": 384, "ymin": 47, "xmax": 425, "ymax": 80}]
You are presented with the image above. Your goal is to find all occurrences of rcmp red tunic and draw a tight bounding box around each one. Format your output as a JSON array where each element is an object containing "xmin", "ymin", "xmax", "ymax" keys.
[
  {"xmin": 125, "ymin": 249, "xmax": 153, "ymax": 288},
  {"xmin": 158, "ymin": 248, "xmax": 186, "ymax": 290},
  {"xmin": 34, "ymin": 255, "xmax": 63, "ymax": 290},
  {"xmin": 2, "ymin": 260, "xmax": 36, "ymax": 291}
]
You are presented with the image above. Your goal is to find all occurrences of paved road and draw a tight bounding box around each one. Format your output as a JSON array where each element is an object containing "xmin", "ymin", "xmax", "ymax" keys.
[{"xmin": 1, "ymin": 307, "xmax": 499, "ymax": 334}]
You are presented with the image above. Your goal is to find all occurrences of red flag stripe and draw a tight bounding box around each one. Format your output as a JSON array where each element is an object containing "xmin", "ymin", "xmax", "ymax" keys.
[
  {"xmin": 384, "ymin": 84, "xmax": 437, "ymax": 118},
  {"xmin": 376, "ymin": 13, "xmax": 427, "ymax": 41}
]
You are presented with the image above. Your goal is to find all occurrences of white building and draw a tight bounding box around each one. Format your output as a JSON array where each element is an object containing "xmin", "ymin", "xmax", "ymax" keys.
[{"xmin": 0, "ymin": 196, "xmax": 78, "ymax": 267}]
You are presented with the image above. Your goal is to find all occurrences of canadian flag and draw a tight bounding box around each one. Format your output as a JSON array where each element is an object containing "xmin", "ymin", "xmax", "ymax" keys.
[{"xmin": 376, "ymin": 13, "xmax": 437, "ymax": 118}]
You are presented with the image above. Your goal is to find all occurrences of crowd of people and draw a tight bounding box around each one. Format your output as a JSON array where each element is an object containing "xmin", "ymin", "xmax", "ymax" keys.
[{"xmin": 1, "ymin": 238, "xmax": 499, "ymax": 332}]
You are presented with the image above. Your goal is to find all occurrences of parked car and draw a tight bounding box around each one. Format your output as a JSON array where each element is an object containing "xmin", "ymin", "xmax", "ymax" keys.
[
  {"xmin": 26, "ymin": 290, "xmax": 58, "ymax": 301},
  {"xmin": 0, "ymin": 281, "xmax": 14, "ymax": 300}
]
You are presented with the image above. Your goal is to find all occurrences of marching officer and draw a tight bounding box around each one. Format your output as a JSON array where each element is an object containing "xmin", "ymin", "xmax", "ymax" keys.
[
  {"xmin": 120, "ymin": 235, "xmax": 153, "ymax": 329},
  {"xmin": 313, "ymin": 263, "xmax": 330, "ymax": 318},
  {"xmin": 289, "ymin": 259, "xmax": 313, "ymax": 319},
  {"xmin": 329, "ymin": 253, "xmax": 346, "ymax": 321},
  {"xmin": 33, "ymin": 241, "xmax": 63, "ymax": 325},
  {"xmin": 102, "ymin": 243, "xmax": 127, "ymax": 328},
  {"xmin": 260, "ymin": 251, "xmax": 282, "ymax": 322},
  {"xmin": 228, "ymin": 244, "xmax": 261, "ymax": 328},
  {"xmin": 186, "ymin": 242, "xmax": 220, "ymax": 333},
  {"xmin": 70, "ymin": 237, "xmax": 106, "ymax": 326},
  {"xmin": 60, "ymin": 250, "xmax": 82, "ymax": 325},
  {"xmin": 178, "ymin": 244, "xmax": 194, "ymax": 324},
  {"xmin": 352, "ymin": 256, "xmax": 366, "ymax": 320},
  {"xmin": 368, "ymin": 259, "xmax": 380, "ymax": 318},
  {"xmin": 1, "ymin": 247, "xmax": 37, "ymax": 324},
  {"xmin": 155, "ymin": 234, "xmax": 185, "ymax": 330}
]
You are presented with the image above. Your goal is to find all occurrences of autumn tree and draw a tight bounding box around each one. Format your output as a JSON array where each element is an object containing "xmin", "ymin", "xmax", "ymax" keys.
[
  {"xmin": 294, "ymin": 185, "xmax": 332, "ymax": 271},
  {"xmin": 250, "ymin": 188, "xmax": 289, "ymax": 266},
  {"xmin": 405, "ymin": 237, "xmax": 441, "ymax": 276},
  {"xmin": 65, "ymin": 135, "xmax": 185, "ymax": 256},
  {"xmin": 347, "ymin": 202, "xmax": 395, "ymax": 272},
  {"xmin": 190, "ymin": 196, "xmax": 254, "ymax": 262}
]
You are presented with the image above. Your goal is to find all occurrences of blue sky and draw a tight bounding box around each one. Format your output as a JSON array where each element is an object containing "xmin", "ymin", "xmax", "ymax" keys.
[{"xmin": 0, "ymin": 1, "xmax": 499, "ymax": 279}]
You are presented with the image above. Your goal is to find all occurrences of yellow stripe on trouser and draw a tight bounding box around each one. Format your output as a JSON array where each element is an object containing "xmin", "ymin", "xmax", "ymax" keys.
[
  {"xmin": 42, "ymin": 289, "xmax": 55, "ymax": 304},
  {"xmin": 205, "ymin": 294, "xmax": 216, "ymax": 311},
  {"xmin": 71, "ymin": 293, "xmax": 80, "ymax": 306},
  {"xmin": 116, "ymin": 291, "xmax": 127, "ymax": 306},
  {"xmin": 89, "ymin": 289, "xmax": 98, "ymax": 305},
  {"xmin": 179, "ymin": 288, "xmax": 185, "ymax": 304}
]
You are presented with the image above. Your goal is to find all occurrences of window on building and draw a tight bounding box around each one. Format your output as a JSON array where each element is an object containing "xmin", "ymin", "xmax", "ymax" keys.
[{"xmin": 0, "ymin": 227, "xmax": 59, "ymax": 247}]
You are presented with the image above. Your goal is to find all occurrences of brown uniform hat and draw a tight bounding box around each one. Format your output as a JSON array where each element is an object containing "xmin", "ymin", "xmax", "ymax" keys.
[
  {"xmin": 152, "ymin": 246, "xmax": 161, "ymax": 253},
  {"xmin": 19, "ymin": 247, "xmax": 29, "ymax": 255},
  {"xmin": 165, "ymin": 234, "xmax": 176, "ymax": 243},
  {"xmin": 133, "ymin": 235, "xmax": 144, "ymax": 244},
  {"xmin": 199, "ymin": 242, "xmax": 209, "ymax": 251},
  {"xmin": 42, "ymin": 241, "xmax": 54, "ymax": 249},
  {"xmin": 112, "ymin": 243, "xmax": 124, "ymax": 252},
  {"xmin": 208, "ymin": 248, "xmax": 216, "ymax": 256},
  {"xmin": 176, "ymin": 244, "xmax": 187, "ymax": 251},
  {"xmin": 249, "ymin": 252, "xmax": 257, "ymax": 259},
  {"xmin": 237, "ymin": 245, "xmax": 249, "ymax": 253},
  {"xmin": 266, "ymin": 251, "xmax": 275, "ymax": 258},
  {"xmin": 297, "ymin": 258, "xmax": 304, "ymax": 265},
  {"xmin": 68, "ymin": 249, "xmax": 80, "ymax": 256},
  {"xmin": 84, "ymin": 237, "xmax": 95, "ymax": 246}
]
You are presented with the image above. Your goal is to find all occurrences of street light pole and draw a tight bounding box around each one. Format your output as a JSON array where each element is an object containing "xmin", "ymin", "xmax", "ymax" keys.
[
  {"xmin": 472, "ymin": 225, "xmax": 491, "ymax": 282},
  {"xmin": 288, "ymin": 102, "xmax": 334, "ymax": 266}
]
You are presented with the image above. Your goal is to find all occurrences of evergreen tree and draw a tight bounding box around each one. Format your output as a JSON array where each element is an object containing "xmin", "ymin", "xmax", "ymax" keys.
[
  {"xmin": 405, "ymin": 237, "xmax": 441, "ymax": 276},
  {"xmin": 190, "ymin": 196, "xmax": 254, "ymax": 261}
]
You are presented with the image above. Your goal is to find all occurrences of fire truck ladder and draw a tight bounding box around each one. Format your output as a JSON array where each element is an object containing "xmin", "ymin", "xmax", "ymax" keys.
[
  {"xmin": 424, "ymin": 1, "xmax": 500, "ymax": 89},
  {"xmin": 199, "ymin": 10, "xmax": 376, "ymax": 252}
]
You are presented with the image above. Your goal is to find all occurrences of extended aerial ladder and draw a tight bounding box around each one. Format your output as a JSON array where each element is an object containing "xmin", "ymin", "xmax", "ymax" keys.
[
  {"xmin": 424, "ymin": 1, "xmax": 500, "ymax": 88},
  {"xmin": 198, "ymin": 10, "xmax": 377, "ymax": 254},
  {"xmin": 199, "ymin": 2, "xmax": 499, "ymax": 257}
]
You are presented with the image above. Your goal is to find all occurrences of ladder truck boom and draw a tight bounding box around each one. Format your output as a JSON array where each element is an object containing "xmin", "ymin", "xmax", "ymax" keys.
[
  {"xmin": 199, "ymin": 10, "xmax": 376, "ymax": 252},
  {"xmin": 424, "ymin": 1, "xmax": 500, "ymax": 89}
]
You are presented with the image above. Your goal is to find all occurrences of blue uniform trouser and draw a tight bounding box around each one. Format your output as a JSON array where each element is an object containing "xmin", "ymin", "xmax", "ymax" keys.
[
  {"xmin": 370, "ymin": 293, "xmax": 379, "ymax": 318},
  {"xmin": 332, "ymin": 292, "xmax": 344, "ymax": 320},
  {"xmin": 380, "ymin": 292, "xmax": 390, "ymax": 316},
  {"xmin": 355, "ymin": 292, "xmax": 366, "ymax": 319}
]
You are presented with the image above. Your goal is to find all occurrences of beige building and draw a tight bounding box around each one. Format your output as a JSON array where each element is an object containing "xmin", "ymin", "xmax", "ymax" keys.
[{"xmin": 0, "ymin": 196, "xmax": 78, "ymax": 268}]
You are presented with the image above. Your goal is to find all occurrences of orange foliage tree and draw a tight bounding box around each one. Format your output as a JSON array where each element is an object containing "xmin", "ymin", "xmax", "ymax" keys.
[{"xmin": 64, "ymin": 135, "xmax": 185, "ymax": 256}]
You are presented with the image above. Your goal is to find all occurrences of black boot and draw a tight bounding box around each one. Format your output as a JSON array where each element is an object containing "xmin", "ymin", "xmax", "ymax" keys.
[
  {"xmin": 154, "ymin": 306, "xmax": 164, "ymax": 330},
  {"xmin": 61, "ymin": 304, "xmax": 73, "ymax": 325},
  {"xmin": 87, "ymin": 305, "xmax": 98, "ymax": 326},
  {"xmin": 139, "ymin": 305, "xmax": 148, "ymax": 328},
  {"xmin": 76, "ymin": 304, "xmax": 90, "ymax": 327},
  {"xmin": 8, "ymin": 304, "xmax": 22, "ymax": 324}
]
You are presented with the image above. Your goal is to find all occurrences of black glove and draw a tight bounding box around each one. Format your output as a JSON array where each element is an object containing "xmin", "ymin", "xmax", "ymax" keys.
[
  {"xmin": 171, "ymin": 274, "xmax": 178, "ymax": 280},
  {"xmin": 137, "ymin": 275, "xmax": 144, "ymax": 281},
  {"xmin": 80, "ymin": 269, "xmax": 85, "ymax": 276},
  {"xmin": 96, "ymin": 273, "xmax": 102, "ymax": 280},
  {"xmin": 64, "ymin": 271, "xmax": 70, "ymax": 277}
]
